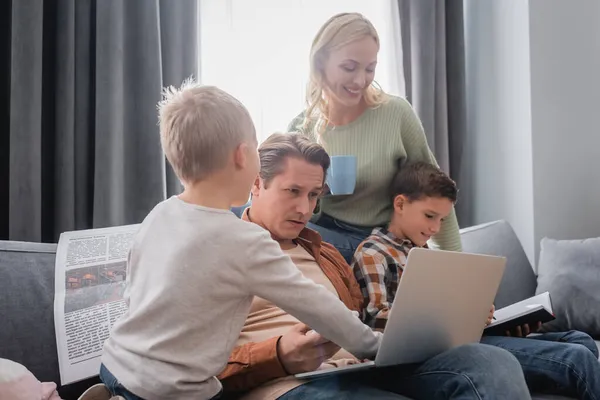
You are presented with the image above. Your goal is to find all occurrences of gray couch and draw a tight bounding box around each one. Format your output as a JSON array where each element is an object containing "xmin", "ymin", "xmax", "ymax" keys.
[{"xmin": 1, "ymin": 220, "xmax": 598, "ymax": 399}]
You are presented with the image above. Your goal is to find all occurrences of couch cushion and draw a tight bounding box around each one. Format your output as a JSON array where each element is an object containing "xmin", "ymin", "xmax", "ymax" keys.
[
  {"xmin": 0, "ymin": 240, "xmax": 99, "ymax": 399},
  {"xmin": 460, "ymin": 221, "xmax": 537, "ymax": 309},
  {"xmin": 0, "ymin": 241, "xmax": 59, "ymax": 384},
  {"xmin": 536, "ymin": 237, "xmax": 600, "ymax": 339}
]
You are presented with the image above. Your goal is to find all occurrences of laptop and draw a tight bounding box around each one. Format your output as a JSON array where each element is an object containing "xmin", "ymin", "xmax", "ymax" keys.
[{"xmin": 295, "ymin": 248, "xmax": 506, "ymax": 379}]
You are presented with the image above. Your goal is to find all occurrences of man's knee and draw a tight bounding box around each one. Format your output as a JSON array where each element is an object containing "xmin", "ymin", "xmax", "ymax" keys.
[
  {"xmin": 560, "ymin": 330, "xmax": 599, "ymax": 358},
  {"xmin": 590, "ymin": 343, "xmax": 599, "ymax": 359},
  {"xmin": 563, "ymin": 341, "xmax": 600, "ymax": 368},
  {"xmin": 446, "ymin": 344, "xmax": 529, "ymax": 399},
  {"xmin": 453, "ymin": 343, "xmax": 521, "ymax": 370}
]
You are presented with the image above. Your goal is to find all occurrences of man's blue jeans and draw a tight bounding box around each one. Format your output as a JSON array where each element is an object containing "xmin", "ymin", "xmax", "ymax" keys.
[
  {"xmin": 281, "ymin": 331, "xmax": 600, "ymax": 400},
  {"xmin": 279, "ymin": 343, "xmax": 530, "ymax": 400},
  {"xmin": 481, "ymin": 330, "xmax": 600, "ymax": 400}
]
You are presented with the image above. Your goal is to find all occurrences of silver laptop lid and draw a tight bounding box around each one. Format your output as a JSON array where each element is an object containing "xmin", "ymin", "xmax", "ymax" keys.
[{"xmin": 375, "ymin": 248, "xmax": 506, "ymax": 366}]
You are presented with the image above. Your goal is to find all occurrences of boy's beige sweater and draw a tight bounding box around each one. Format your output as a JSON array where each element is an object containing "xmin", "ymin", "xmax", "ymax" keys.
[{"xmin": 101, "ymin": 196, "xmax": 381, "ymax": 400}]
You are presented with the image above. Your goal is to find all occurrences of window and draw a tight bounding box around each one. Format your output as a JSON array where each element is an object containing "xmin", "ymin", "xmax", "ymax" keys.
[{"xmin": 199, "ymin": 0, "xmax": 404, "ymax": 142}]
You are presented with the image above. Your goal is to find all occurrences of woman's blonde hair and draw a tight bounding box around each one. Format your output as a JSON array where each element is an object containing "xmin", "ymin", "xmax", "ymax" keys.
[{"xmin": 302, "ymin": 13, "xmax": 389, "ymax": 138}]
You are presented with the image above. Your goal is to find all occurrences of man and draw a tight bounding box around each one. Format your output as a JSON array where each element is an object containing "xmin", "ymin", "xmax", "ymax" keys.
[{"xmin": 218, "ymin": 133, "xmax": 530, "ymax": 400}]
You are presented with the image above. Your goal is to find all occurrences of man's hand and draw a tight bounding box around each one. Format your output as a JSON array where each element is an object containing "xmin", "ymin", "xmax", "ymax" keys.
[
  {"xmin": 277, "ymin": 323, "xmax": 341, "ymax": 374},
  {"xmin": 485, "ymin": 305, "xmax": 495, "ymax": 326},
  {"xmin": 505, "ymin": 321, "xmax": 542, "ymax": 337}
]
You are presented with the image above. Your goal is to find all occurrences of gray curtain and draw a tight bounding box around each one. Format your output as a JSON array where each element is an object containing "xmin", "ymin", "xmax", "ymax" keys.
[
  {"xmin": 1, "ymin": 0, "xmax": 197, "ymax": 243},
  {"xmin": 398, "ymin": 0, "xmax": 471, "ymax": 226}
]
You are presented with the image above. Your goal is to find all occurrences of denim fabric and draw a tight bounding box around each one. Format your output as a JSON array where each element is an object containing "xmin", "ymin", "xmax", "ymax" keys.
[
  {"xmin": 100, "ymin": 364, "xmax": 224, "ymax": 400},
  {"xmin": 481, "ymin": 331, "xmax": 600, "ymax": 400},
  {"xmin": 99, "ymin": 364, "xmax": 145, "ymax": 400},
  {"xmin": 279, "ymin": 343, "xmax": 530, "ymax": 400}
]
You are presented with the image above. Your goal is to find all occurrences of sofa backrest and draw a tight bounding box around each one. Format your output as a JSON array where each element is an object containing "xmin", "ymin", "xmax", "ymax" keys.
[
  {"xmin": 0, "ymin": 241, "xmax": 101, "ymax": 398},
  {"xmin": 0, "ymin": 240, "xmax": 60, "ymax": 384},
  {"xmin": 460, "ymin": 220, "xmax": 538, "ymax": 309},
  {"xmin": 0, "ymin": 219, "xmax": 537, "ymax": 393}
]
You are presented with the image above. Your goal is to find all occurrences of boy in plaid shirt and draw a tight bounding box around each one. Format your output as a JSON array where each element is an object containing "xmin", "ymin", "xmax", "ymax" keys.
[
  {"xmin": 351, "ymin": 161, "xmax": 600, "ymax": 398},
  {"xmin": 351, "ymin": 161, "xmax": 457, "ymax": 330}
]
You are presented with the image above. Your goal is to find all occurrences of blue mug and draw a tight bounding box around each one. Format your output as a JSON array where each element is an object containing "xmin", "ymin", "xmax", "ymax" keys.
[{"xmin": 327, "ymin": 155, "xmax": 357, "ymax": 195}]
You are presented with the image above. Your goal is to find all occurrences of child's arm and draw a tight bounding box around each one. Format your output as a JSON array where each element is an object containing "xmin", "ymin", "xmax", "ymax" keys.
[
  {"xmin": 242, "ymin": 230, "xmax": 381, "ymax": 361},
  {"xmin": 220, "ymin": 242, "xmax": 367, "ymax": 393},
  {"xmin": 351, "ymin": 245, "xmax": 404, "ymax": 331}
]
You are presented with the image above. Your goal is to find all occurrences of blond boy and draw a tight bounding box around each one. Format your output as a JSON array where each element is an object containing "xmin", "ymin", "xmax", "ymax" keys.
[{"xmin": 99, "ymin": 83, "xmax": 381, "ymax": 400}]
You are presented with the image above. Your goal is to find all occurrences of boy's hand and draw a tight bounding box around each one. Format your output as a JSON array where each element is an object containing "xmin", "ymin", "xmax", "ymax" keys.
[
  {"xmin": 504, "ymin": 321, "xmax": 542, "ymax": 337},
  {"xmin": 485, "ymin": 305, "xmax": 495, "ymax": 326},
  {"xmin": 277, "ymin": 323, "xmax": 341, "ymax": 374}
]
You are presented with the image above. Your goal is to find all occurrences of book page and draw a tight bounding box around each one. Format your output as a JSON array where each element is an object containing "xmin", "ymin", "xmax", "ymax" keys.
[{"xmin": 492, "ymin": 292, "xmax": 552, "ymax": 323}]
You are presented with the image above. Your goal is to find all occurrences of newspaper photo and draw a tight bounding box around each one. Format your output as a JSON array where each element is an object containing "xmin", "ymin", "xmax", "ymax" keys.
[{"xmin": 54, "ymin": 224, "xmax": 140, "ymax": 385}]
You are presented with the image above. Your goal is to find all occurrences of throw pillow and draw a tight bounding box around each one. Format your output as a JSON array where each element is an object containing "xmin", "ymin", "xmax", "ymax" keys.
[
  {"xmin": 0, "ymin": 358, "xmax": 62, "ymax": 400},
  {"xmin": 535, "ymin": 237, "xmax": 600, "ymax": 339}
]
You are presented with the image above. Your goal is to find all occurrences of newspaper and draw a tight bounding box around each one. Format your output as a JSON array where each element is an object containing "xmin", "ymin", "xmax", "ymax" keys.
[{"xmin": 54, "ymin": 224, "xmax": 140, "ymax": 385}]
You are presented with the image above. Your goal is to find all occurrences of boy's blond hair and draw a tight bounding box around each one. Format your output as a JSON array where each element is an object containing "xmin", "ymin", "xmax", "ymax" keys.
[{"xmin": 158, "ymin": 80, "xmax": 255, "ymax": 184}]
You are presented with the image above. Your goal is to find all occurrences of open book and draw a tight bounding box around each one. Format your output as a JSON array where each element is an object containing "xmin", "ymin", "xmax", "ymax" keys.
[{"xmin": 484, "ymin": 292, "xmax": 555, "ymax": 336}]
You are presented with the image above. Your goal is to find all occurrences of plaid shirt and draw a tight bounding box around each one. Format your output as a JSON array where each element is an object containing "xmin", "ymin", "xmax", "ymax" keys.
[{"xmin": 351, "ymin": 227, "xmax": 417, "ymax": 331}]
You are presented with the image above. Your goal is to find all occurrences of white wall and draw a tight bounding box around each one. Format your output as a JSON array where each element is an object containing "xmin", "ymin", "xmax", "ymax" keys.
[
  {"xmin": 529, "ymin": 0, "xmax": 600, "ymax": 256},
  {"xmin": 464, "ymin": 0, "xmax": 600, "ymax": 265},
  {"xmin": 464, "ymin": 0, "xmax": 536, "ymax": 263}
]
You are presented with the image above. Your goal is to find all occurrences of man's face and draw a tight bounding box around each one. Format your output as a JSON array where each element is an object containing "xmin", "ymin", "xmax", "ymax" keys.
[{"xmin": 251, "ymin": 157, "xmax": 324, "ymax": 241}]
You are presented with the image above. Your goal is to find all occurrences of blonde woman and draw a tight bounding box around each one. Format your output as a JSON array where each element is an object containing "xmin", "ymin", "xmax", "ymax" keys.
[{"xmin": 288, "ymin": 12, "xmax": 461, "ymax": 262}]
